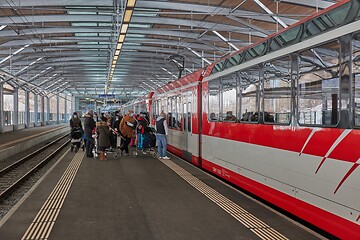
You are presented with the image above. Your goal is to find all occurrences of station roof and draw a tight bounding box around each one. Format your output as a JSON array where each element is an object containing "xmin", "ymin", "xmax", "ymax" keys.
[{"xmin": 0, "ymin": 0, "xmax": 340, "ymax": 100}]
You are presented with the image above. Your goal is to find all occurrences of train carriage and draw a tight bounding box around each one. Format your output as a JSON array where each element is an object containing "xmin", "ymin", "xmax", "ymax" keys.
[
  {"xmin": 151, "ymin": 69, "xmax": 206, "ymax": 166},
  {"xmin": 125, "ymin": 1, "xmax": 360, "ymax": 238},
  {"xmin": 200, "ymin": 1, "xmax": 360, "ymax": 239}
]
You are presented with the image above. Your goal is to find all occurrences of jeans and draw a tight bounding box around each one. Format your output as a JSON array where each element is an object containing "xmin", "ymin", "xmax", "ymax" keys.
[
  {"xmin": 86, "ymin": 138, "xmax": 94, "ymax": 157},
  {"xmin": 137, "ymin": 133, "xmax": 144, "ymax": 149},
  {"xmin": 156, "ymin": 134, "xmax": 167, "ymax": 157}
]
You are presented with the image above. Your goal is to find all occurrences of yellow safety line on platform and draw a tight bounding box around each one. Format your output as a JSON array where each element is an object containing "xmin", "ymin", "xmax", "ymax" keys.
[
  {"xmin": 159, "ymin": 158, "xmax": 289, "ymax": 240},
  {"xmin": 21, "ymin": 151, "xmax": 84, "ymax": 240}
]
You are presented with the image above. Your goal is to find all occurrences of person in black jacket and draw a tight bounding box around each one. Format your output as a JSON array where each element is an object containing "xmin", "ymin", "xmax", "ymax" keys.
[
  {"xmin": 70, "ymin": 112, "xmax": 83, "ymax": 138},
  {"xmin": 84, "ymin": 110, "xmax": 96, "ymax": 157}
]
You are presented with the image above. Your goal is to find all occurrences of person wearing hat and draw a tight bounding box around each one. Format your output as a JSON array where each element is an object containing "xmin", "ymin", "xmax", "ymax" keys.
[
  {"xmin": 70, "ymin": 112, "xmax": 82, "ymax": 129},
  {"xmin": 119, "ymin": 110, "xmax": 136, "ymax": 155}
]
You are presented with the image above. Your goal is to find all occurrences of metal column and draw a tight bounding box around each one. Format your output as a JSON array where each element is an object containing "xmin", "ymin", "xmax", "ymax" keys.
[
  {"xmin": 13, "ymin": 87, "xmax": 19, "ymax": 130},
  {"xmin": 64, "ymin": 96, "xmax": 68, "ymax": 122},
  {"xmin": 25, "ymin": 90, "xmax": 30, "ymax": 128},
  {"xmin": 56, "ymin": 96, "xmax": 60, "ymax": 124},
  {"xmin": 34, "ymin": 94, "xmax": 38, "ymax": 127},
  {"xmin": 41, "ymin": 96, "xmax": 45, "ymax": 126},
  {"xmin": 0, "ymin": 82, "xmax": 4, "ymax": 133},
  {"xmin": 46, "ymin": 97, "xmax": 50, "ymax": 125},
  {"xmin": 71, "ymin": 95, "xmax": 76, "ymax": 114}
]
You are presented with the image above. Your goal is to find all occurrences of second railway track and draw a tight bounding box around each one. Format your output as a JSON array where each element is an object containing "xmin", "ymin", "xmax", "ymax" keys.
[{"xmin": 0, "ymin": 134, "xmax": 71, "ymax": 219}]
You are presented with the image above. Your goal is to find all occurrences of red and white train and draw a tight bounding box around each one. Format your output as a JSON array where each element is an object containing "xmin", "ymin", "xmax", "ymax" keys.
[{"xmin": 123, "ymin": 1, "xmax": 360, "ymax": 238}]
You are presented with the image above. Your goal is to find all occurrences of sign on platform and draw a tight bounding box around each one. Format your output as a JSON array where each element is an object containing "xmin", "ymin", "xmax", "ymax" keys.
[{"xmin": 98, "ymin": 94, "xmax": 115, "ymax": 98}]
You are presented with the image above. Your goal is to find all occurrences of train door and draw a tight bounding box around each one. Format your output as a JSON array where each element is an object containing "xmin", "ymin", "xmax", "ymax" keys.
[{"xmin": 182, "ymin": 92, "xmax": 192, "ymax": 161}]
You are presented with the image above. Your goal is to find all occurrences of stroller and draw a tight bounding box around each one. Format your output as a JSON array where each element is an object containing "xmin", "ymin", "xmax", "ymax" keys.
[
  {"xmin": 70, "ymin": 126, "xmax": 84, "ymax": 152},
  {"xmin": 92, "ymin": 126, "xmax": 119, "ymax": 159},
  {"xmin": 134, "ymin": 127, "xmax": 157, "ymax": 158}
]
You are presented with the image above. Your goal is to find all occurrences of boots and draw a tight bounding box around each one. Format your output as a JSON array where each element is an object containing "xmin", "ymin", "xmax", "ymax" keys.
[
  {"xmin": 99, "ymin": 151, "xmax": 104, "ymax": 161},
  {"xmin": 99, "ymin": 152, "xmax": 108, "ymax": 161}
]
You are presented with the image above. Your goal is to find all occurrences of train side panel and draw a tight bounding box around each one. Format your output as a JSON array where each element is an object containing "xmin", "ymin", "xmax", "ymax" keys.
[{"xmin": 201, "ymin": 80, "xmax": 360, "ymax": 239}]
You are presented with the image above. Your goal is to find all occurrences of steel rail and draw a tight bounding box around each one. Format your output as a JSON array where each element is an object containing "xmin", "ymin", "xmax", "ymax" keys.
[{"xmin": 0, "ymin": 134, "xmax": 70, "ymax": 200}]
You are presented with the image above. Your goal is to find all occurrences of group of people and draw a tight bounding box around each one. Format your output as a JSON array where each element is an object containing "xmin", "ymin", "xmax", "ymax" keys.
[{"xmin": 69, "ymin": 109, "xmax": 170, "ymax": 161}]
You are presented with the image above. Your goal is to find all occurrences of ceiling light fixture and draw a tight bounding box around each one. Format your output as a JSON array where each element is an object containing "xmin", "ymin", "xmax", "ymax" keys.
[{"xmin": 106, "ymin": 0, "xmax": 137, "ymax": 93}]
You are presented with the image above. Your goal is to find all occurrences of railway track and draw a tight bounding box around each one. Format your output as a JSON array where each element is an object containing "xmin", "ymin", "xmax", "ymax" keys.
[{"xmin": 0, "ymin": 134, "xmax": 70, "ymax": 218}]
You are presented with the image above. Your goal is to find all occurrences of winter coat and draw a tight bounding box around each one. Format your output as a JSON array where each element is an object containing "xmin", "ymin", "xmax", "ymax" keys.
[
  {"xmin": 119, "ymin": 114, "xmax": 135, "ymax": 138},
  {"xmin": 97, "ymin": 122, "xmax": 111, "ymax": 148},
  {"xmin": 112, "ymin": 119, "xmax": 121, "ymax": 132},
  {"xmin": 137, "ymin": 117, "xmax": 148, "ymax": 134},
  {"xmin": 155, "ymin": 116, "xmax": 168, "ymax": 135},
  {"xmin": 84, "ymin": 114, "xmax": 96, "ymax": 139},
  {"xmin": 70, "ymin": 116, "xmax": 82, "ymax": 129}
]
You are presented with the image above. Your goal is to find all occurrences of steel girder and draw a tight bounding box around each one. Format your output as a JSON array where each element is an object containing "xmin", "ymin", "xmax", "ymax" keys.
[{"xmin": 0, "ymin": 0, "xmax": 337, "ymax": 99}]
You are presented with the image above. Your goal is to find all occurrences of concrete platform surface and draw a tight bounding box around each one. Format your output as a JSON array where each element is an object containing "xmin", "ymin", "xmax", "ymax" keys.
[
  {"xmin": 0, "ymin": 149, "xmax": 321, "ymax": 240},
  {"xmin": 0, "ymin": 124, "xmax": 67, "ymax": 148}
]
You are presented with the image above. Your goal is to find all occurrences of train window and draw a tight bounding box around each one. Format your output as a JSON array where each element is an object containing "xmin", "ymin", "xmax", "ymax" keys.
[
  {"xmin": 352, "ymin": 34, "xmax": 360, "ymax": 126},
  {"xmin": 263, "ymin": 57, "xmax": 292, "ymax": 124},
  {"xmin": 161, "ymin": 98, "xmax": 166, "ymax": 113},
  {"xmin": 167, "ymin": 97, "xmax": 173, "ymax": 127},
  {"xmin": 221, "ymin": 74, "xmax": 237, "ymax": 122},
  {"xmin": 152, "ymin": 101, "xmax": 156, "ymax": 120},
  {"xmin": 298, "ymin": 41, "xmax": 340, "ymax": 126},
  {"xmin": 244, "ymin": 42, "xmax": 266, "ymax": 61},
  {"xmin": 211, "ymin": 61, "xmax": 225, "ymax": 75},
  {"xmin": 225, "ymin": 53, "xmax": 243, "ymax": 69},
  {"xmin": 208, "ymin": 78, "xmax": 221, "ymax": 121},
  {"xmin": 239, "ymin": 67, "xmax": 260, "ymax": 122},
  {"xmin": 156, "ymin": 100, "xmax": 161, "ymax": 118},
  {"xmin": 187, "ymin": 102, "xmax": 192, "ymax": 132},
  {"xmin": 270, "ymin": 25, "xmax": 301, "ymax": 52},
  {"xmin": 304, "ymin": 2, "xmax": 351, "ymax": 39},
  {"xmin": 176, "ymin": 95, "xmax": 182, "ymax": 129}
]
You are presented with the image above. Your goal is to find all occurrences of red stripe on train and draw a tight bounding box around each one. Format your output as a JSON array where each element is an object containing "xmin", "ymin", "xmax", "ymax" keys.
[
  {"xmin": 202, "ymin": 117, "xmax": 360, "ymax": 164},
  {"xmin": 201, "ymin": 159, "xmax": 360, "ymax": 240}
]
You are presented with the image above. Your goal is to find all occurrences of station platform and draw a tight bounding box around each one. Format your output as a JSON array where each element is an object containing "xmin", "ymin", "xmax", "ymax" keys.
[
  {"xmin": 0, "ymin": 124, "xmax": 68, "ymax": 160},
  {"xmin": 0, "ymin": 150, "xmax": 322, "ymax": 240}
]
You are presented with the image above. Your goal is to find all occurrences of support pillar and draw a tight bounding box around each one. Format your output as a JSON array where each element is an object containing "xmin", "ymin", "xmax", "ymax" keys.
[
  {"xmin": 64, "ymin": 96, "xmax": 68, "ymax": 122},
  {"xmin": 41, "ymin": 96, "xmax": 45, "ymax": 126},
  {"xmin": 0, "ymin": 82, "xmax": 4, "ymax": 133},
  {"xmin": 46, "ymin": 97, "xmax": 50, "ymax": 125},
  {"xmin": 25, "ymin": 90, "xmax": 30, "ymax": 128},
  {"xmin": 34, "ymin": 94, "xmax": 38, "ymax": 127},
  {"xmin": 13, "ymin": 87, "xmax": 19, "ymax": 130},
  {"xmin": 71, "ymin": 95, "xmax": 76, "ymax": 114},
  {"xmin": 56, "ymin": 96, "xmax": 60, "ymax": 124}
]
